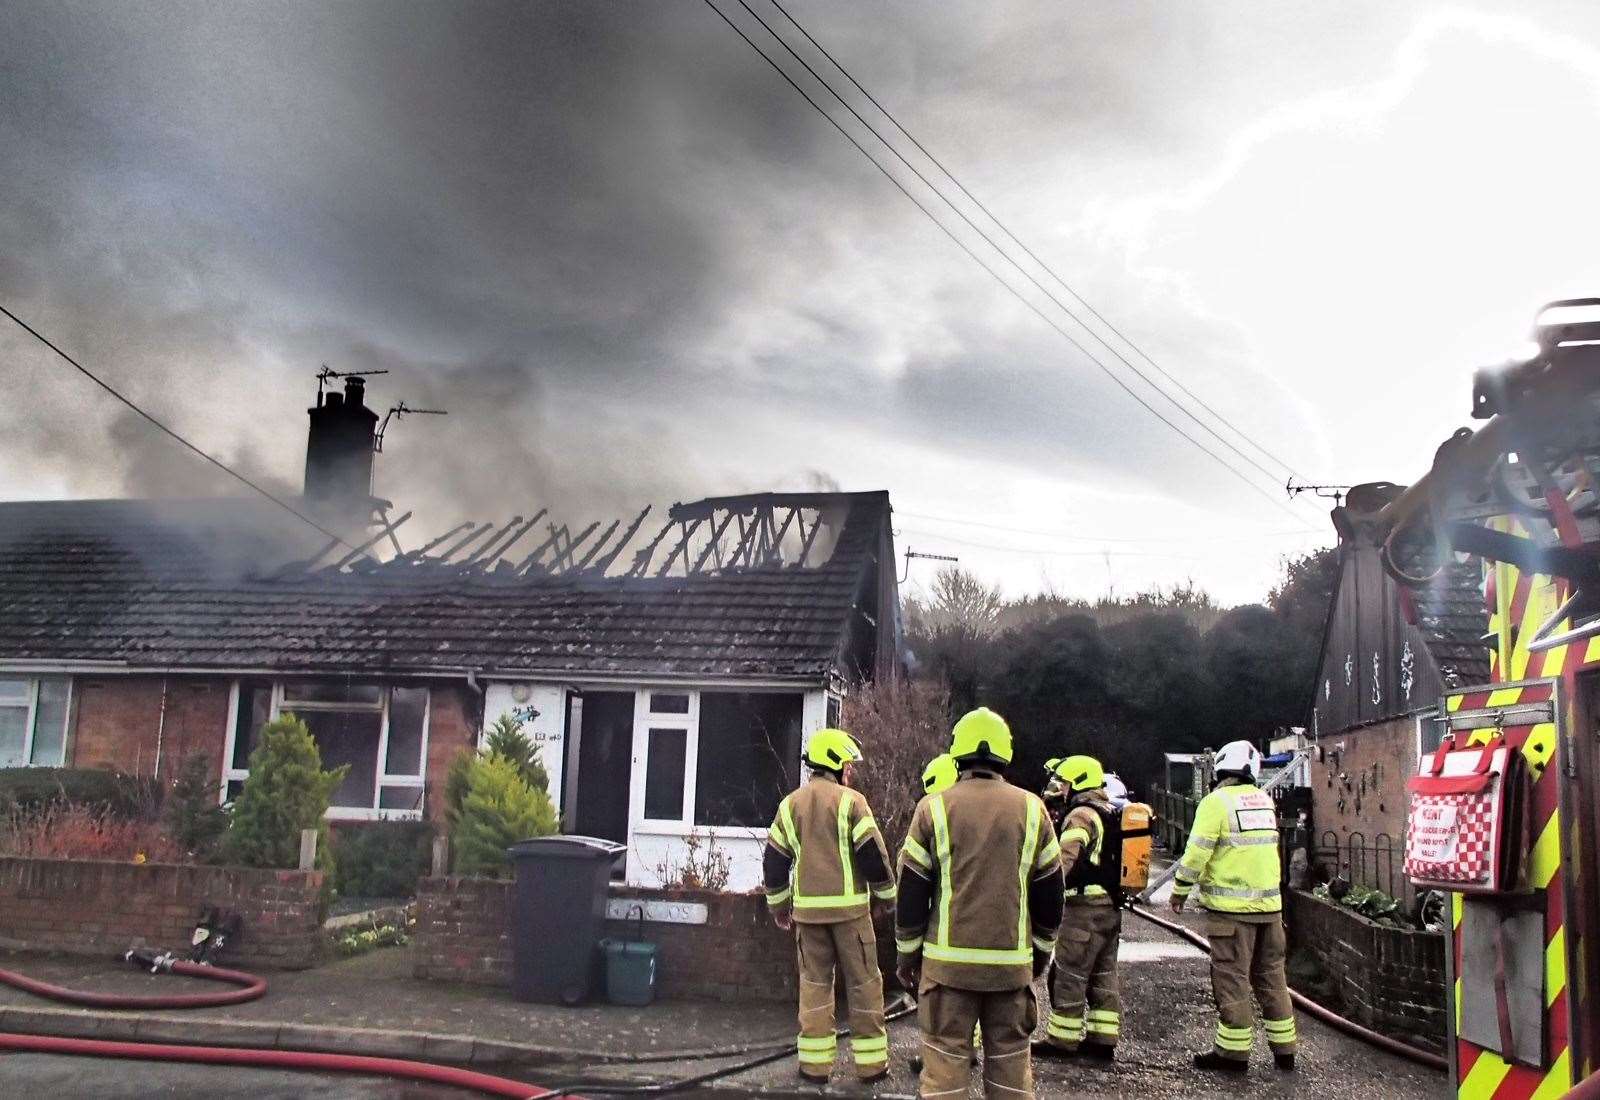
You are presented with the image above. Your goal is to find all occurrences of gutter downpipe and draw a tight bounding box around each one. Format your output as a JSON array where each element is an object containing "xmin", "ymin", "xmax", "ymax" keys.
[{"xmin": 153, "ymin": 676, "xmax": 170, "ymax": 783}]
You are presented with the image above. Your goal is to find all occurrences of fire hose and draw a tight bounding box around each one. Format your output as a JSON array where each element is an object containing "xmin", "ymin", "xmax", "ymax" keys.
[
  {"xmin": 0, "ymin": 949, "xmax": 266, "ymax": 1010},
  {"xmin": 1126, "ymin": 902, "xmax": 1449, "ymax": 1072}
]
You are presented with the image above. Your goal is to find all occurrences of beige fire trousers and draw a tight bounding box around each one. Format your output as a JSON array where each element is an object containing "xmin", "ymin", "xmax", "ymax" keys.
[
  {"xmin": 795, "ymin": 914, "xmax": 887, "ymax": 1080},
  {"xmin": 1206, "ymin": 912, "xmax": 1298, "ymax": 1061},
  {"xmin": 1045, "ymin": 903, "xmax": 1122, "ymax": 1051},
  {"xmin": 917, "ymin": 980, "xmax": 1036, "ymax": 1099}
]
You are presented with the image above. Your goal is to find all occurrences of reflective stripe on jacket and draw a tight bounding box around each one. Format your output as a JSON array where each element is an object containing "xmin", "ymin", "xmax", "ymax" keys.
[
  {"xmin": 1172, "ymin": 781, "xmax": 1282, "ymax": 914},
  {"xmin": 895, "ymin": 773, "xmax": 1063, "ymax": 991},
  {"xmin": 764, "ymin": 774, "xmax": 893, "ymax": 923},
  {"xmin": 1059, "ymin": 795, "xmax": 1114, "ymax": 906}
]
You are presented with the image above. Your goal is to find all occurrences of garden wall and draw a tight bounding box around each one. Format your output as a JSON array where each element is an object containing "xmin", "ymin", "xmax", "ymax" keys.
[
  {"xmin": 413, "ymin": 878, "xmax": 800, "ymax": 1002},
  {"xmin": 0, "ymin": 857, "xmax": 325, "ymax": 969},
  {"xmin": 1287, "ymin": 887, "xmax": 1447, "ymax": 1051}
]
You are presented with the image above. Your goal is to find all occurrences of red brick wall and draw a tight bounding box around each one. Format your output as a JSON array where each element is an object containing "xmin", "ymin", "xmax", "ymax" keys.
[
  {"xmin": 413, "ymin": 879, "xmax": 797, "ymax": 1002},
  {"xmin": 0, "ymin": 857, "xmax": 325, "ymax": 969},
  {"xmin": 69, "ymin": 675, "xmax": 231, "ymax": 786},
  {"xmin": 1286, "ymin": 888, "xmax": 1446, "ymax": 1051},
  {"xmin": 1309, "ymin": 715, "xmax": 1418, "ymax": 899},
  {"xmin": 424, "ymin": 685, "xmax": 479, "ymax": 824}
]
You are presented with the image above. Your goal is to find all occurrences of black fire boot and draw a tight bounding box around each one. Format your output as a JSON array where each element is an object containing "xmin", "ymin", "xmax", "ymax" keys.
[
  {"xmin": 1193, "ymin": 1051, "xmax": 1250, "ymax": 1074},
  {"xmin": 1081, "ymin": 1042, "xmax": 1116, "ymax": 1062},
  {"xmin": 1274, "ymin": 1052, "xmax": 1296, "ymax": 1072},
  {"xmin": 1030, "ymin": 1039, "xmax": 1080, "ymax": 1060}
]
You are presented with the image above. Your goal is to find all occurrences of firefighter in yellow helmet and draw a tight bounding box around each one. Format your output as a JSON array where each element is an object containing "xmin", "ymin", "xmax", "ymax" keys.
[
  {"xmin": 1171, "ymin": 740, "xmax": 1298, "ymax": 1074},
  {"xmin": 896, "ymin": 708, "xmax": 1064, "ymax": 1099},
  {"xmin": 763, "ymin": 728, "xmax": 895, "ymax": 1083},
  {"xmin": 1033, "ymin": 754, "xmax": 1124, "ymax": 1062}
]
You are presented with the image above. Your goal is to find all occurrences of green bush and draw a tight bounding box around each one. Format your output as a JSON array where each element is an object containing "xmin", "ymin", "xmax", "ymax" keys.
[
  {"xmin": 0, "ymin": 767, "xmax": 158, "ymax": 819},
  {"xmin": 443, "ymin": 748, "xmax": 474, "ymax": 828},
  {"xmin": 164, "ymin": 754, "xmax": 229, "ymax": 860},
  {"xmin": 482, "ymin": 714, "xmax": 550, "ymax": 794},
  {"xmin": 452, "ymin": 754, "xmax": 558, "ymax": 877},
  {"xmin": 222, "ymin": 716, "xmax": 346, "ymax": 872},
  {"xmin": 333, "ymin": 821, "xmax": 434, "ymax": 898}
]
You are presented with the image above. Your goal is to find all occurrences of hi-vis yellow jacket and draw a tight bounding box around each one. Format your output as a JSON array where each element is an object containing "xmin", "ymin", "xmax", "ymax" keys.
[
  {"xmin": 1172, "ymin": 781, "xmax": 1282, "ymax": 914},
  {"xmin": 764, "ymin": 773, "xmax": 894, "ymax": 923}
]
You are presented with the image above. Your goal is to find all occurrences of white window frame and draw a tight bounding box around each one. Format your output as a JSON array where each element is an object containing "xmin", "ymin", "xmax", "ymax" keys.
[
  {"xmin": 0, "ymin": 676, "xmax": 72, "ymax": 768},
  {"xmin": 221, "ymin": 680, "xmax": 430, "ymax": 822},
  {"xmin": 629, "ymin": 689, "xmax": 699, "ymax": 831}
]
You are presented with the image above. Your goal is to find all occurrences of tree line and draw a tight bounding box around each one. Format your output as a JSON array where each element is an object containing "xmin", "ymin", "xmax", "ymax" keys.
[{"xmin": 900, "ymin": 549, "xmax": 1338, "ymax": 796}]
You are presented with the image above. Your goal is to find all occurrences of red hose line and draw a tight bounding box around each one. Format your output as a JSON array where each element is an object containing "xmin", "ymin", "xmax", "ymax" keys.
[
  {"xmin": 0, "ymin": 1032, "xmax": 576, "ymax": 1099},
  {"xmin": 1127, "ymin": 903, "xmax": 1449, "ymax": 1073},
  {"xmin": 0, "ymin": 961, "xmax": 267, "ymax": 1009}
]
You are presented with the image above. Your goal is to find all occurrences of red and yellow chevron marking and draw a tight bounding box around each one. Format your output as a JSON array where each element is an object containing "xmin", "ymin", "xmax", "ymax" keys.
[{"xmin": 1448, "ymin": 681, "xmax": 1573, "ymax": 1100}]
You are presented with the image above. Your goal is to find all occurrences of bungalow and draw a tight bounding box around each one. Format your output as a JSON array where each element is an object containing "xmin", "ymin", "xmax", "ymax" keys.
[{"xmin": 0, "ymin": 376, "xmax": 901, "ymax": 890}]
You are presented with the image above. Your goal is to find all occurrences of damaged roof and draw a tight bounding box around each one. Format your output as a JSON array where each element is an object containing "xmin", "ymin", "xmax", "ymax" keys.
[{"xmin": 0, "ymin": 492, "xmax": 896, "ymax": 681}]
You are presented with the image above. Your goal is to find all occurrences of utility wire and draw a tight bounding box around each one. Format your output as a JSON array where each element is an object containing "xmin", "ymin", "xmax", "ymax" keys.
[
  {"xmin": 736, "ymin": 0, "xmax": 1307, "ymax": 500},
  {"xmin": 896, "ymin": 508, "xmax": 1321, "ymax": 543},
  {"xmin": 699, "ymin": 1, "xmax": 1305, "ymax": 525},
  {"xmin": 764, "ymin": 0, "xmax": 1303, "ymax": 484},
  {"xmin": 0, "ymin": 302, "xmax": 356, "ymax": 550}
]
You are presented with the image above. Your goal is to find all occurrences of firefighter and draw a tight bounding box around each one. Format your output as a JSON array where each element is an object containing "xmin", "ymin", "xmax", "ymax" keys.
[
  {"xmin": 922, "ymin": 752, "xmax": 959, "ymax": 799},
  {"xmin": 763, "ymin": 728, "xmax": 896, "ymax": 1084},
  {"xmin": 896, "ymin": 708, "xmax": 1064, "ymax": 1099},
  {"xmin": 1033, "ymin": 754, "xmax": 1123, "ymax": 1062},
  {"xmin": 1170, "ymin": 739, "xmax": 1298, "ymax": 1074}
]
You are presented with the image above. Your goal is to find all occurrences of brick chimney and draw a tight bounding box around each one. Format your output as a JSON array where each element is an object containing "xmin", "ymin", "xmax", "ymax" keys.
[{"xmin": 303, "ymin": 376, "xmax": 380, "ymax": 516}]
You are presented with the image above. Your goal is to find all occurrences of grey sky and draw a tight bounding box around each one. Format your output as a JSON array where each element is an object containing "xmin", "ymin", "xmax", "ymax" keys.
[{"xmin": 5, "ymin": 1, "xmax": 1600, "ymax": 603}]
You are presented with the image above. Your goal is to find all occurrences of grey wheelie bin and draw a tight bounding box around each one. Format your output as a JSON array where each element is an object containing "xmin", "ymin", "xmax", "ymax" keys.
[{"xmin": 507, "ymin": 835, "xmax": 626, "ymax": 1004}]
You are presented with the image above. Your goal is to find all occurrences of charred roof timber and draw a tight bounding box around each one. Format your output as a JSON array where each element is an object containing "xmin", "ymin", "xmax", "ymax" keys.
[{"xmin": 282, "ymin": 492, "xmax": 862, "ymax": 582}]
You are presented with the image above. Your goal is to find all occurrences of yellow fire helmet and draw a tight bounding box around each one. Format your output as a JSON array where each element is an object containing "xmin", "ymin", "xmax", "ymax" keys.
[
  {"xmin": 805, "ymin": 728, "xmax": 863, "ymax": 772},
  {"xmin": 1043, "ymin": 756, "xmax": 1064, "ymax": 777},
  {"xmin": 1052, "ymin": 754, "xmax": 1106, "ymax": 793},
  {"xmin": 949, "ymin": 707, "xmax": 1013, "ymax": 764},
  {"xmin": 921, "ymin": 753, "xmax": 959, "ymax": 796}
]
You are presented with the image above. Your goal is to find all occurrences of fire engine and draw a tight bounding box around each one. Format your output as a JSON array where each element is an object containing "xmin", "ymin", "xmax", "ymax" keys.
[{"xmin": 1377, "ymin": 299, "xmax": 1600, "ymax": 1097}]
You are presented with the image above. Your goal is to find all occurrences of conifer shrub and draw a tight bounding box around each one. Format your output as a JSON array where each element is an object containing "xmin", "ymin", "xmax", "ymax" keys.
[
  {"xmin": 222, "ymin": 715, "xmax": 346, "ymax": 872},
  {"xmin": 451, "ymin": 753, "xmax": 558, "ymax": 877},
  {"xmin": 164, "ymin": 753, "xmax": 229, "ymax": 861},
  {"xmin": 481, "ymin": 714, "xmax": 550, "ymax": 794}
]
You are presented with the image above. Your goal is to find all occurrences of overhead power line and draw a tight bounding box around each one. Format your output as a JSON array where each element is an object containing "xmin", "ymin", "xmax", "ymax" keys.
[
  {"xmin": 699, "ymin": 0, "xmax": 1306, "ymax": 524},
  {"xmin": 895, "ymin": 508, "xmax": 1322, "ymax": 543},
  {"xmin": 0, "ymin": 302, "xmax": 355, "ymax": 550},
  {"xmin": 765, "ymin": 0, "xmax": 1302, "ymax": 484}
]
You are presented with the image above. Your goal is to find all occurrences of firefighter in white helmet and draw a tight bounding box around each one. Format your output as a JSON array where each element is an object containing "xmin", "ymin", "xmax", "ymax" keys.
[{"xmin": 1171, "ymin": 740, "xmax": 1298, "ymax": 1073}]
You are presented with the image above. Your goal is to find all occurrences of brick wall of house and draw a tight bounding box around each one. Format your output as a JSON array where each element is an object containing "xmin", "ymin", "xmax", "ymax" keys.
[
  {"xmin": 69, "ymin": 675, "xmax": 231, "ymax": 786},
  {"xmin": 1309, "ymin": 714, "xmax": 1418, "ymax": 899},
  {"xmin": 1286, "ymin": 888, "xmax": 1446, "ymax": 1051},
  {"xmin": 0, "ymin": 857, "xmax": 325, "ymax": 969},
  {"xmin": 413, "ymin": 878, "xmax": 797, "ymax": 1002},
  {"xmin": 423, "ymin": 684, "xmax": 479, "ymax": 824}
]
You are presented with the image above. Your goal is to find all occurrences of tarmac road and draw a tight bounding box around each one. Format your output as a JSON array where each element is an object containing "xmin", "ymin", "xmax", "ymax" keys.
[{"xmin": 0, "ymin": 1052, "xmax": 482, "ymax": 1098}]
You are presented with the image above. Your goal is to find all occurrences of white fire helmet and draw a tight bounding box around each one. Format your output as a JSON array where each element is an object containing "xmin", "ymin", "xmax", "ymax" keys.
[
  {"xmin": 1103, "ymin": 773, "xmax": 1129, "ymax": 805},
  {"xmin": 1213, "ymin": 740, "xmax": 1263, "ymax": 781}
]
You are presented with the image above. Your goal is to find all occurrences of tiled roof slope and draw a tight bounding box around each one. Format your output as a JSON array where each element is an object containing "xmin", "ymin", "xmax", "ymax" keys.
[
  {"xmin": 0, "ymin": 494, "xmax": 888, "ymax": 680},
  {"xmin": 1410, "ymin": 556, "xmax": 1491, "ymax": 686}
]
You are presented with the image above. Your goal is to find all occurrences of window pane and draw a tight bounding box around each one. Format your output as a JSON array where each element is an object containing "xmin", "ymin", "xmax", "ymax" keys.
[
  {"xmin": 694, "ymin": 693, "xmax": 803, "ymax": 827},
  {"xmin": 283, "ymin": 681, "xmax": 383, "ymax": 707},
  {"xmin": 0, "ymin": 679, "xmax": 29, "ymax": 704},
  {"xmin": 0, "ymin": 706, "xmax": 27, "ymax": 768},
  {"xmin": 225, "ymin": 779, "xmax": 246, "ymax": 802},
  {"xmin": 648, "ymin": 693, "xmax": 690, "ymax": 715},
  {"xmin": 379, "ymin": 784, "xmax": 424, "ymax": 811},
  {"xmin": 643, "ymin": 728, "xmax": 687, "ymax": 820},
  {"xmin": 300, "ymin": 710, "xmax": 383, "ymax": 808},
  {"xmin": 232, "ymin": 683, "xmax": 273, "ymax": 770},
  {"xmin": 30, "ymin": 679, "xmax": 69, "ymax": 766},
  {"xmin": 826, "ymin": 695, "xmax": 841, "ymax": 730},
  {"xmin": 385, "ymin": 688, "xmax": 427, "ymax": 776}
]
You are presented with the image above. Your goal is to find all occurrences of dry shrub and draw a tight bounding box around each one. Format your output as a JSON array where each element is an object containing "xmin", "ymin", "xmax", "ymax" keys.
[
  {"xmin": 653, "ymin": 831, "xmax": 732, "ymax": 893},
  {"xmin": 1, "ymin": 803, "xmax": 185, "ymax": 863},
  {"xmin": 844, "ymin": 677, "xmax": 950, "ymax": 853}
]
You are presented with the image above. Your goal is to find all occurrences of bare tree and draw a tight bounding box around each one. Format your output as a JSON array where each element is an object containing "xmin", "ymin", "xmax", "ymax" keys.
[
  {"xmin": 922, "ymin": 566, "xmax": 1004, "ymax": 637},
  {"xmin": 844, "ymin": 677, "xmax": 951, "ymax": 853}
]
